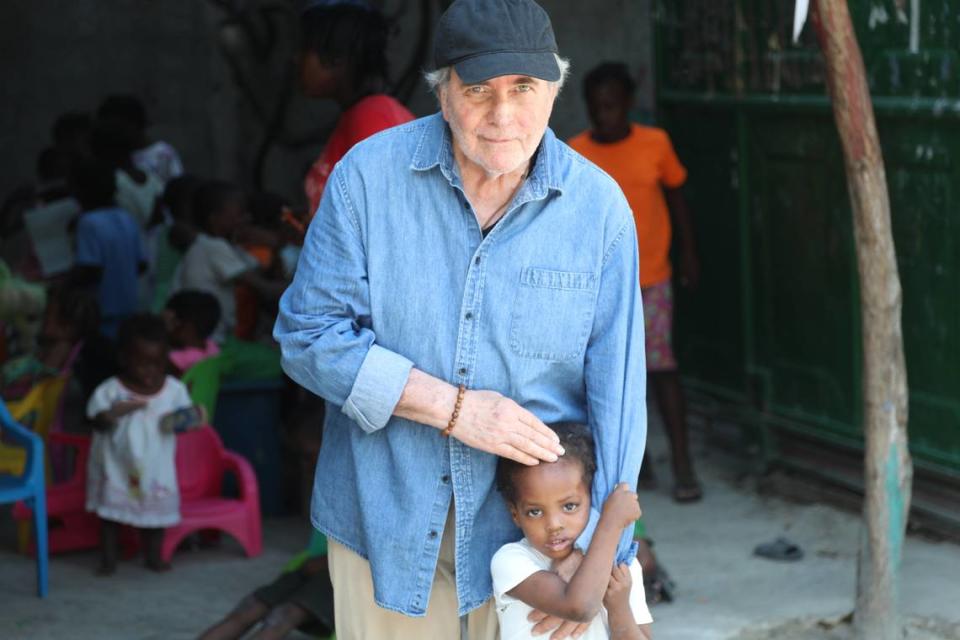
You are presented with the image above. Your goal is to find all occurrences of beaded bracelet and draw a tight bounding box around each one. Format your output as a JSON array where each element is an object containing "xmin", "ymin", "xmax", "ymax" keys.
[{"xmin": 442, "ymin": 384, "xmax": 466, "ymax": 437}]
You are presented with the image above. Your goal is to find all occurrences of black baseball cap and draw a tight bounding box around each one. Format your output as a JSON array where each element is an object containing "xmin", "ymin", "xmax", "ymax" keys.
[{"xmin": 433, "ymin": 0, "xmax": 560, "ymax": 84}]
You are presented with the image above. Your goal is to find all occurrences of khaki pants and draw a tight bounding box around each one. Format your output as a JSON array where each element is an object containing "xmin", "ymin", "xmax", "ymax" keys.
[{"xmin": 328, "ymin": 509, "xmax": 499, "ymax": 640}]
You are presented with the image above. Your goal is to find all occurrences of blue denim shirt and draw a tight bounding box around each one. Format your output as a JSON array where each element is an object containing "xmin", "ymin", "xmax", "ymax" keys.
[{"xmin": 274, "ymin": 113, "xmax": 647, "ymax": 617}]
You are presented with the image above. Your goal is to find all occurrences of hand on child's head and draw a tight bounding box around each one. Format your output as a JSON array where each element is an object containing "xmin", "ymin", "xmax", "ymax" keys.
[{"xmin": 601, "ymin": 482, "xmax": 641, "ymax": 528}]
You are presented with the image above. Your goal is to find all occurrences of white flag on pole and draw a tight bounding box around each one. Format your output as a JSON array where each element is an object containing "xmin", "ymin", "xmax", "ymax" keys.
[{"xmin": 793, "ymin": 0, "xmax": 810, "ymax": 42}]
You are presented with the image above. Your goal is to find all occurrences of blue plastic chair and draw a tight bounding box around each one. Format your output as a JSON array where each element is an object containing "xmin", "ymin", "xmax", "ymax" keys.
[{"xmin": 0, "ymin": 400, "xmax": 48, "ymax": 597}]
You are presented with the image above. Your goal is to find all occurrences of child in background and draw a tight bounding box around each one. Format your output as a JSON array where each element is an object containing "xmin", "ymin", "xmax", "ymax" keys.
[
  {"xmin": 568, "ymin": 62, "xmax": 702, "ymax": 503},
  {"xmin": 163, "ymin": 290, "xmax": 221, "ymax": 375},
  {"xmin": 90, "ymin": 117, "xmax": 163, "ymax": 229},
  {"xmin": 97, "ymin": 94, "xmax": 184, "ymax": 185},
  {"xmin": 234, "ymin": 191, "xmax": 290, "ymax": 340},
  {"xmin": 2, "ymin": 284, "xmax": 98, "ymax": 399},
  {"xmin": 492, "ymin": 423, "xmax": 652, "ymax": 640},
  {"xmin": 85, "ymin": 314, "xmax": 202, "ymax": 575},
  {"xmin": 69, "ymin": 159, "xmax": 145, "ymax": 338},
  {"xmin": 150, "ymin": 174, "xmax": 202, "ymax": 312},
  {"xmin": 176, "ymin": 181, "xmax": 284, "ymax": 343},
  {"xmin": 198, "ymin": 530, "xmax": 334, "ymax": 640},
  {"xmin": 299, "ymin": 0, "xmax": 414, "ymax": 218},
  {"xmin": 162, "ymin": 174, "xmax": 202, "ymax": 253}
]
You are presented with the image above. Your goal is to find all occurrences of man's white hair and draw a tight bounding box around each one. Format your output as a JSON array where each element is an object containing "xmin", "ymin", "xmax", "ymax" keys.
[{"xmin": 423, "ymin": 54, "xmax": 571, "ymax": 95}]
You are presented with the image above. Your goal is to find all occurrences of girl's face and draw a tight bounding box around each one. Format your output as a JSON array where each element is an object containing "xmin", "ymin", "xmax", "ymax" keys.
[
  {"xmin": 120, "ymin": 337, "xmax": 167, "ymax": 394},
  {"xmin": 508, "ymin": 459, "xmax": 592, "ymax": 561}
]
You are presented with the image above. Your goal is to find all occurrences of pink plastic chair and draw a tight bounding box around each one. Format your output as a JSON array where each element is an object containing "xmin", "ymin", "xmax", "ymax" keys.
[
  {"xmin": 12, "ymin": 433, "xmax": 138, "ymax": 556},
  {"xmin": 15, "ymin": 426, "xmax": 261, "ymax": 562},
  {"xmin": 162, "ymin": 425, "xmax": 262, "ymax": 562}
]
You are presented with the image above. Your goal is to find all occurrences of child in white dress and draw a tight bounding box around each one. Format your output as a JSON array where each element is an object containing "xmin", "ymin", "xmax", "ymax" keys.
[
  {"xmin": 491, "ymin": 423, "xmax": 653, "ymax": 640},
  {"xmin": 86, "ymin": 313, "xmax": 202, "ymax": 574}
]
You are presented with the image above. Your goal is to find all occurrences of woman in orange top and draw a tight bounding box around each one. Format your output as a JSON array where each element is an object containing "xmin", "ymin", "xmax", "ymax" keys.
[{"xmin": 569, "ymin": 62, "xmax": 702, "ymax": 503}]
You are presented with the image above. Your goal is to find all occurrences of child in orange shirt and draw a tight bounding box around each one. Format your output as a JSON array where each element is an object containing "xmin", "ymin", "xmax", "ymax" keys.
[{"xmin": 569, "ymin": 62, "xmax": 702, "ymax": 503}]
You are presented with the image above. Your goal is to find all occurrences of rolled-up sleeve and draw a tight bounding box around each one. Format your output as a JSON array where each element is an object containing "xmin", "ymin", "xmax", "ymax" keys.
[
  {"xmin": 576, "ymin": 213, "xmax": 647, "ymax": 562},
  {"xmin": 273, "ymin": 162, "xmax": 413, "ymax": 433}
]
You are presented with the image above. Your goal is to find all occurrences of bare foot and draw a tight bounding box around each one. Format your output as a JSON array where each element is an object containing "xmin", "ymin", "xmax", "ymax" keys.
[{"xmin": 672, "ymin": 475, "xmax": 703, "ymax": 503}]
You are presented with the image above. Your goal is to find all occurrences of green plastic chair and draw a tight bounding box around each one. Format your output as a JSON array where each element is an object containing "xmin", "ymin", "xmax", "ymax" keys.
[
  {"xmin": 218, "ymin": 337, "xmax": 283, "ymax": 382},
  {"xmin": 181, "ymin": 355, "xmax": 223, "ymax": 423}
]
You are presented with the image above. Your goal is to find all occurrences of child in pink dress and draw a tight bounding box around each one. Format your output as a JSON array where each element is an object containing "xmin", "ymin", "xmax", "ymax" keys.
[{"xmin": 163, "ymin": 290, "xmax": 221, "ymax": 375}]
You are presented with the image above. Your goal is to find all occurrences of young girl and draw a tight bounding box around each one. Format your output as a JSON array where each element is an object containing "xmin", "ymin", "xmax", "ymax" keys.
[
  {"xmin": 85, "ymin": 313, "xmax": 202, "ymax": 574},
  {"xmin": 492, "ymin": 423, "xmax": 653, "ymax": 640},
  {"xmin": 176, "ymin": 180, "xmax": 284, "ymax": 343}
]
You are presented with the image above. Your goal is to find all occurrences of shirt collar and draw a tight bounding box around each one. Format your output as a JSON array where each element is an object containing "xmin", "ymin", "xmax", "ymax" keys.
[{"xmin": 410, "ymin": 112, "xmax": 564, "ymax": 197}]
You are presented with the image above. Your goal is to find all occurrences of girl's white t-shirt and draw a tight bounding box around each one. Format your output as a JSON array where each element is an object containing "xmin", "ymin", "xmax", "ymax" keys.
[{"xmin": 491, "ymin": 538, "xmax": 653, "ymax": 640}]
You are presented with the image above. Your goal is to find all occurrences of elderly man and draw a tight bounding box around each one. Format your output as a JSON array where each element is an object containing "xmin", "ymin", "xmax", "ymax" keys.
[{"xmin": 274, "ymin": 0, "xmax": 647, "ymax": 638}]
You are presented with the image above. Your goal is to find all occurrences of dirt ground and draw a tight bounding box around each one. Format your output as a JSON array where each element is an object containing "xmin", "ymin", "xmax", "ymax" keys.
[{"xmin": 736, "ymin": 615, "xmax": 960, "ymax": 639}]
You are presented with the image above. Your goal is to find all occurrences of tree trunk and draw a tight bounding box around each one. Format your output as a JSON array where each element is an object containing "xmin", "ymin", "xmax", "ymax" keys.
[{"xmin": 810, "ymin": 2, "xmax": 913, "ymax": 639}]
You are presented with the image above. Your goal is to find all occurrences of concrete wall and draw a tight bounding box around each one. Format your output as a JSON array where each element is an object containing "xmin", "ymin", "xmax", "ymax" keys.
[
  {"xmin": 540, "ymin": 0, "xmax": 654, "ymax": 138},
  {"xmin": 0, "ymin": 0, "xmax": 240, "ymax": 202},
  {"xmin": 0, "ymin": 0, "xmax": 653, "ymax": 210}
]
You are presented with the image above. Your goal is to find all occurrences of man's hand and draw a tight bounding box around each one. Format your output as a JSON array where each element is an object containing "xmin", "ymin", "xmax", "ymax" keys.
[
  {"xmin": 394, "ymin": 370, "xmax": 563, "ymax": 464},
  {"xmin": 453, "ymin": 390, "xmax": 564, "ymax": 465},
  {"xmin": 527, "ymin": 609, "xmax": 590, "ymax": 639}
]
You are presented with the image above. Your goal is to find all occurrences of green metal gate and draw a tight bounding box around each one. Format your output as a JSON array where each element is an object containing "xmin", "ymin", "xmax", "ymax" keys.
[{"xmin": 656, "ymin": 0, "xmax": 960, "ymax": 479}]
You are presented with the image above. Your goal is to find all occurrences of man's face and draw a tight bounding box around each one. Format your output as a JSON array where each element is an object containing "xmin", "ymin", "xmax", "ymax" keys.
[{"xmin": 440, "ymin": 69, "xmax": 557, "ymax": 178}]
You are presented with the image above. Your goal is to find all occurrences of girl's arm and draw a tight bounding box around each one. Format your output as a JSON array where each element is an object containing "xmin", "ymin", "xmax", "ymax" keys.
[
  {"xmin": 507, "ymin": 485, "xmax": 639, "ymax": 623},
  {"xmin": 604, "ymin": 564, "xmax": 649, "ymax": 640},
  {"xmin": 92, "ymin": 399, "xmax": 147, "ymax": 431}
]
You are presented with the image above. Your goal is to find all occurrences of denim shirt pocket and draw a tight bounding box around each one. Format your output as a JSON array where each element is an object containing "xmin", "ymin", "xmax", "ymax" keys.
[{"xmin": 509, "ymin": 267, "xmax": 597, "ymax": 361}]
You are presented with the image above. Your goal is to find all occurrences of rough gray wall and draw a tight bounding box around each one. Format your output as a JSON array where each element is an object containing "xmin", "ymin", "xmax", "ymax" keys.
[
  {"xmin": 0, "ymin": 1, "xmax": 241, "ymax": 202},
  {"xmin": 541, "ymin": 0, "xmax": 654, "ymax": 139},
  {"xmin": 0, "ymin": 0, "xmax": 653, "ymax": 209}
]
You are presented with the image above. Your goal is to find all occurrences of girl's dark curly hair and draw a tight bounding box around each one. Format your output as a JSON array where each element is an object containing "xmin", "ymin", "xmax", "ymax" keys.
[{"xmin": 495, "ymin": 422, "xmax": 597, "ymax": 505}]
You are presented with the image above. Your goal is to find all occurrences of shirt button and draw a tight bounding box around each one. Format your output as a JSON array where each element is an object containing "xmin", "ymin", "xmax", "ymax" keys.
[
  {"xmin": 428, "ymin": 530, "xmax": 438, "ymax": 539},
  {"xmin": 441, "ymin": 474, "xmax": 450, "ymax": 484},
  {"xmin": 474, "ymin": 256, "xmax": 481, "ymax": 265},
  {"xmin": 465, "ymin": 312, "xmax": 473, "ymax": 320},
  {"xmin": 458, "ymin": 367, "xmax": 467, "ymax": 376}
]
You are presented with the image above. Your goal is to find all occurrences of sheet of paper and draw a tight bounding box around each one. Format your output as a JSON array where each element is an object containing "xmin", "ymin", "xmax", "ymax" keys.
[
  {"xmin": 23, "ymin": 198, "xmax": 80, "ymax": 276},
  {"xmin": 794, "ymin": 0, "xmax": 810, "ymax": 42}
]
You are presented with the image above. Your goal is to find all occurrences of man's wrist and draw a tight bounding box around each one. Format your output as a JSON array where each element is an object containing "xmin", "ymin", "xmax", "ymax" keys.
[{"xmin": 394, "ymin": 369, "xmax": 462, "ymax": 430}]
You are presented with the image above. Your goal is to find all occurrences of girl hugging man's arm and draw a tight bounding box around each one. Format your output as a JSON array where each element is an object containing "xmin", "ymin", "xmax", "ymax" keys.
[{"xmin": 491, "ymin": 423, "xmax": 652, "ymax": 640}]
